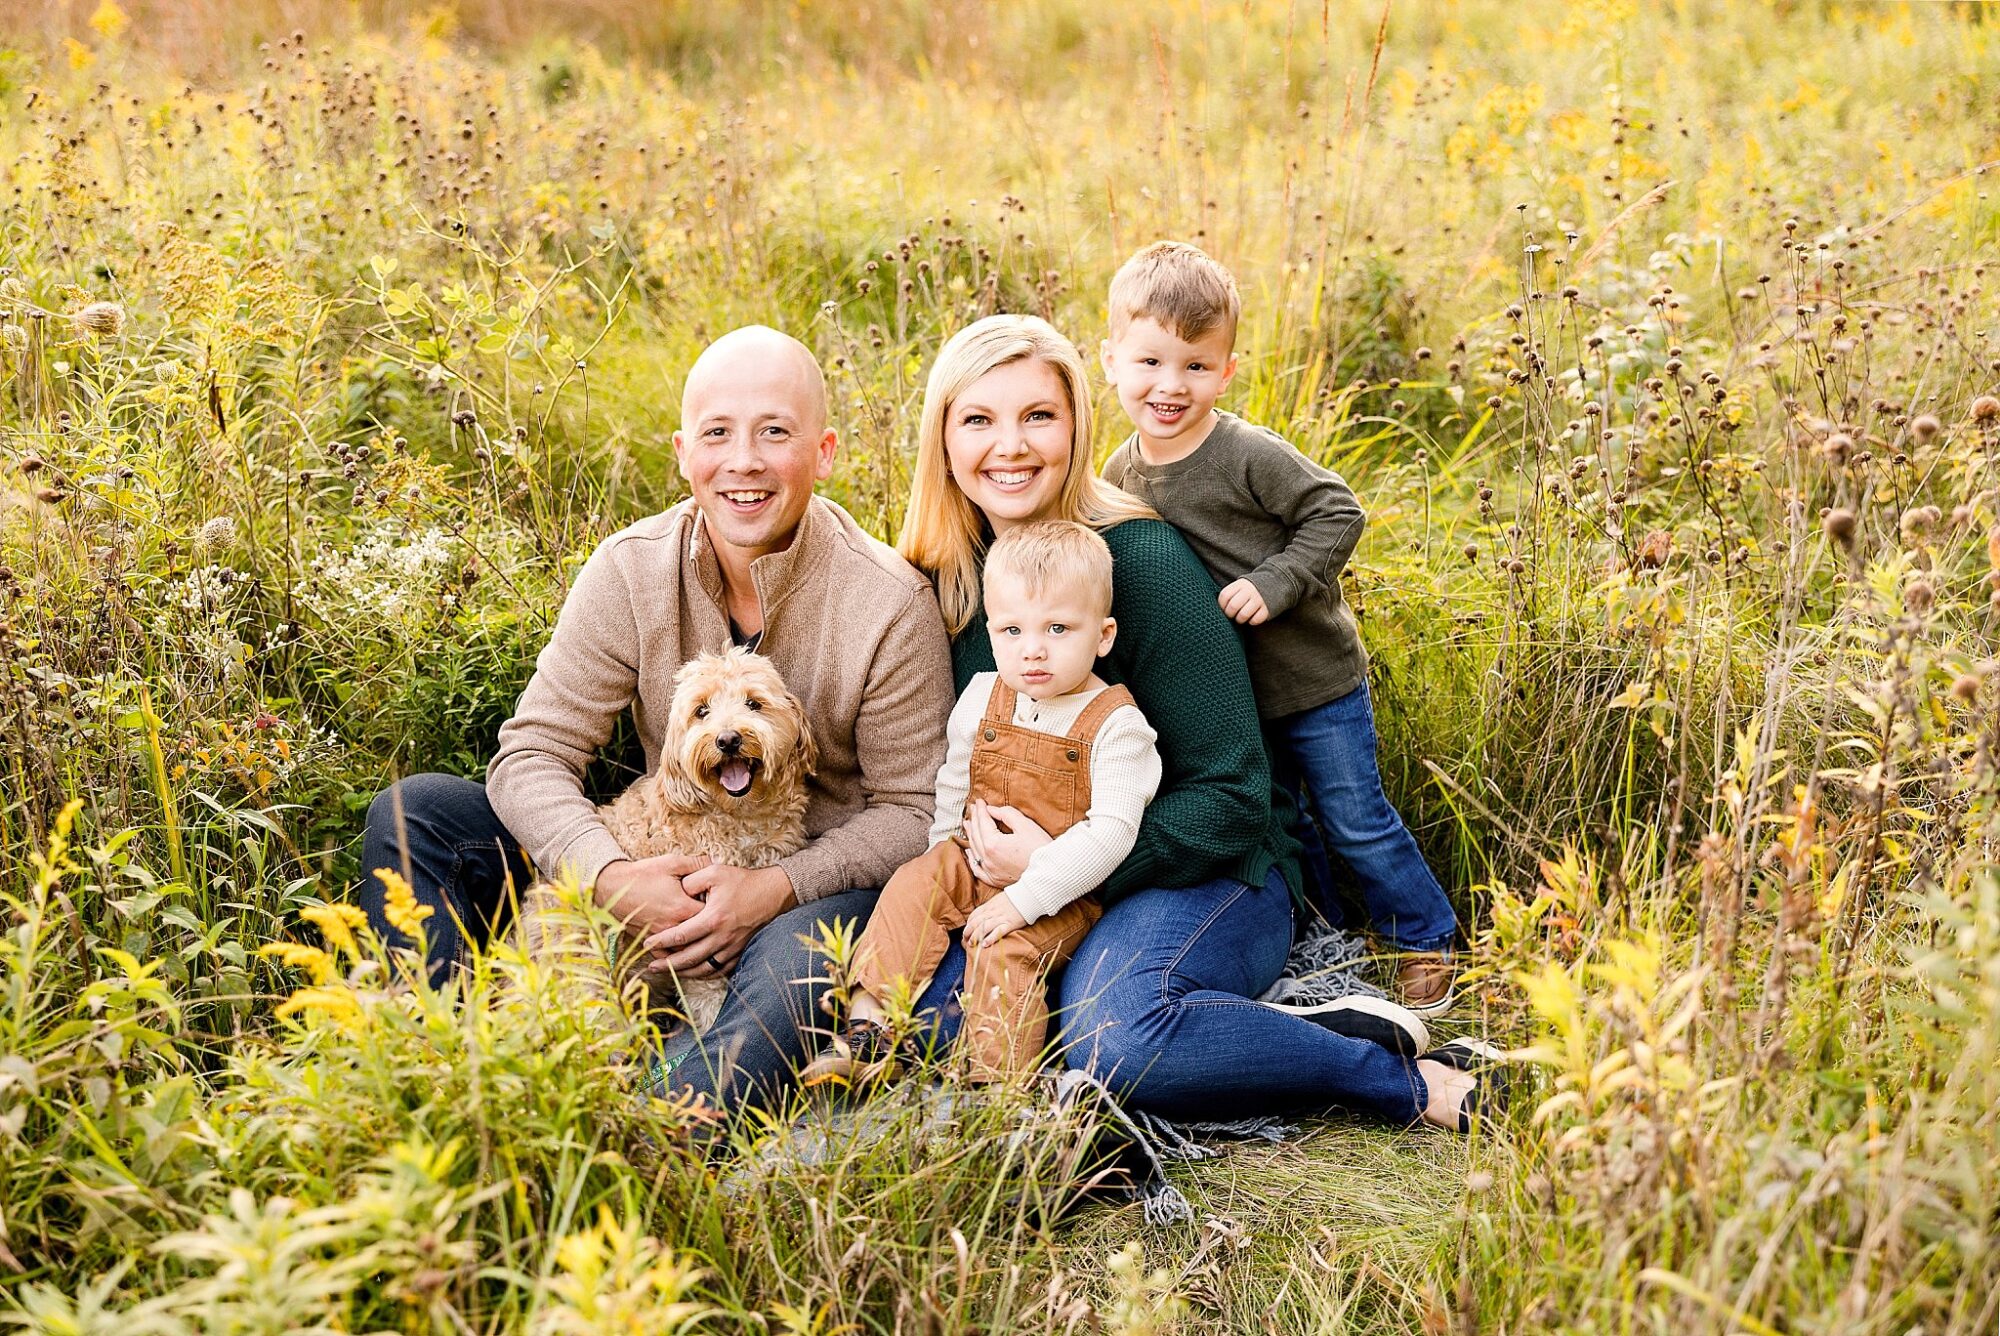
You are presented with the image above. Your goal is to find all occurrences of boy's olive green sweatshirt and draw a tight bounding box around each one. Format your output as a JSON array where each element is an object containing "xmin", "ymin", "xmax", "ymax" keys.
[{"xmin": 1103, "ymin": 410, "xmax": 1368, "ymax": 720}]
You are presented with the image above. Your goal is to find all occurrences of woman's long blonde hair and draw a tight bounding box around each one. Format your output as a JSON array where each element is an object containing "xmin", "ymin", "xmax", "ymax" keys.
[{"xmin": 898, "ymin": 314, "xmax": 1156, "ymax": 634}]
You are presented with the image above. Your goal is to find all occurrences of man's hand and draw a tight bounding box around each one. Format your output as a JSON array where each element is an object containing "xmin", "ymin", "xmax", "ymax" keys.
[
  {"xmin": 641, "ymin": 863, "xmax": 796, "ymax": 979},
  {"xmin": 594, "ymin": 854, "xmax": 705, "ymax": 942},
  {"xmin": 1218, "ymin": 578, "xmax": 1272, "ymax": 626},
  {"xmin": 965, "ymin": 800, "xmax": 1052, "ymax": 888},
  {"xmin": 964, "ymin": 894, "xmax": 1028, "ymax": 949}
]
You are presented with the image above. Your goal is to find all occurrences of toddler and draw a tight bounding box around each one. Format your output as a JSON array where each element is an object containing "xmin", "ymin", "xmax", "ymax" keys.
[
  {"xmin": 1099, "ymin": 241, "xmax": 1460, "ymax": 1013},
  {"xmin": 804, "ymin": 520, "xmax": 1161, "ymax": 1086}
]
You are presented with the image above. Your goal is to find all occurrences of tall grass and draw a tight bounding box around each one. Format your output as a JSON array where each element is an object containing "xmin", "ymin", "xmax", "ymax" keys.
[{"xmin": 2, "ymin": 0, "xmax": 1998, "ymax": 1329}]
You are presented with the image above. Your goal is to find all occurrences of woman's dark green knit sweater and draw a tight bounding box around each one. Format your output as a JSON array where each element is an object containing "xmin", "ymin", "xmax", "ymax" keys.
[{"xmin": 950, "ymin": 518, "xmax": 1302, "ymax": 904}]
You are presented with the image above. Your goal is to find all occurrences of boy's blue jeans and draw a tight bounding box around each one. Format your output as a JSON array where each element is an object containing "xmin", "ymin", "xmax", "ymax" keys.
[{"xmin": 1267, "ymin": 682, "xmax": 1458, "ymax": 954}]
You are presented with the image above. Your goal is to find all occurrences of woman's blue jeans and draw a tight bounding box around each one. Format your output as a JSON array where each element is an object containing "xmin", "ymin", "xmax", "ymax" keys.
[
  {"xmin": 915, "ymin": 868, "xmax": 1428, "ymax": 1125},
  {"xmin": 1268, "ymin": 682, "xmax": 1459, "ymax": 953},
  {"xmin": 362, "ymin": 776, "xmax": 1430, "ymax": 1124}
]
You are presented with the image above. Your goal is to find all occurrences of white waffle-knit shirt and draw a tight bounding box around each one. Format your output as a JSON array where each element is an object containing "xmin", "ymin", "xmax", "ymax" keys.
[{"xmin": 926, "ymin": 672, "xmax": 1163, "ymax": 924}]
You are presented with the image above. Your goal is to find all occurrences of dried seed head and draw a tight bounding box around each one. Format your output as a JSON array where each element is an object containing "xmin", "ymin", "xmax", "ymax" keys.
[
  {"xmin": 1900, "ymin": 505, "xmax": 1942, "ymax": 540},
  {"xmin": 1820, "ymin": 432, "xmax": 1852, "ymax": 464},
  {"xmin": 1906, "ymin": 579, "xmax": 1935, "ymax": 614},
  {"xmin": 1637, "ymin": 529, "xmax": 1673, "ymax": 569},
  {"xmin": 1973, "ymin": 395, "xmax": 2000, "ymax": 424},
  {"xmin": 1952, "ymin": 673, "xmax": 1982, "ymax": 702},
  {"xmin": 1911, "ymin": 413, "xmax": 1942, "ymax": 444},
  {"xmin": 194, "ymin": 515, "xmax": 238, "ymax": 554},
  {"xmin": 18, "ymin": 455, "xmax": 42, "ymax": 475},
  {"xmin": 1825, "ymin": 508, "xmax": 1857, "ymax": 548},
  {"xmin": 71, "ymin": 301, "xmax": 126, "ymax": 337}
]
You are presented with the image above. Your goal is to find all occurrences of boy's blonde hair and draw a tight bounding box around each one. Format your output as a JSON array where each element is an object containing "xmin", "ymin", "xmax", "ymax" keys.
[
  {"xmin": 898, "ymin": 313, "xmax": 1156, "ymax": 635},
  {"xmin": 1108, "ymin": 241, "xmax": 1241, "ymax": 343},
  {"xmin": 984, "ymin": 520, "xmax": 1115, "ymax": 618}
]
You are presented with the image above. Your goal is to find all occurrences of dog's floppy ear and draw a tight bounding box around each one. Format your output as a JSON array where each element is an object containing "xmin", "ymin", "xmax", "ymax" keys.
[{"xmin": 652, "ymin": 690, "xmax": 708, "ymax": 809}]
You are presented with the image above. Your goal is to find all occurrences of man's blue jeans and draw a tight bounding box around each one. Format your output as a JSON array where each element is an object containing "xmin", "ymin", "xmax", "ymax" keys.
[
  {"xmin": 913, "ymin": 868, "xmax": 1429, "ymax": 1125},
  {"xmin": 1267, "ymin": 682, "xmax": 1458, "ymax": 953},
  {"xmin": 361, "ymin": 773, "xmax": 875, "ymax": 1116},
  {"xmin": 359, "ymin": 773, "xmax": 532, "ymax": 976}
]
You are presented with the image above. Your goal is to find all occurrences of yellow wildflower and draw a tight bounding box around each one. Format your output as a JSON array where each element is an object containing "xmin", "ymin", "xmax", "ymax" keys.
[
  {"xmin": 64, "ymin": 38, "xmax": 95, "ymax": 70},
  {"xmin": 374, "ymin": 867, "xmax": 434, "ymax": 939},
  {"xmin": 258, "ymin": 941, "xmax": 336, "ymax": 984},
  {"xmin": 300, "ymin": 902, "xmax": 369, "ymax": 959},
  {"xmin": 274, "ymin": 984, "xmax": 366, "ymax": 1027},
  {"xmin": 89, "ymin": 1, "xmax": 129, "ymax": 40}
]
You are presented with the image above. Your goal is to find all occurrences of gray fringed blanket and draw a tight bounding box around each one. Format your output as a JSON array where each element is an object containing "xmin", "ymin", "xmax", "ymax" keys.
[{"xmin": 728, "ymin": 919, "xmax": 1383, "ymax": 1226}]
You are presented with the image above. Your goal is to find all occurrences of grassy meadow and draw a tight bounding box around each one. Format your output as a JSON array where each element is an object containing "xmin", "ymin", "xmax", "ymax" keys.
[{"xmin": 3, "ymin": 0, "xmax": 1999, "ymax": 1329}]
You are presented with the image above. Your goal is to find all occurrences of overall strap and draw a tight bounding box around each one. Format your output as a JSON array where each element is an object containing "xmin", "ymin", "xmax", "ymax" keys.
[
  {"xmin": 1065, "ymin": 684, "xmax": 1137, "ymax": 744},
  {"xmin": 980, "ymin": 676, "xmax": 1018, "ymax": 725}
]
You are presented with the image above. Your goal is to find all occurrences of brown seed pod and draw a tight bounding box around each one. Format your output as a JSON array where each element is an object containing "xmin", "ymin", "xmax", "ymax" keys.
[
  {"xmin": 71, "ymin": 301, "xmax": 126, "ymax": 336},
  {"xmin": 1906, "ymin": 579, "xmax": 1935, "ymax": 614},
  {"xmin": 1911, "ymin": 413, "xmax": 1942, "ymax": 444},
  {"xmin": 1972, "ymin": 395, "xmax": 2000, "ymax": 423},
  {"xmin": 1825, "ymin": 508, "xmax": 1857, "ymax": 548}
]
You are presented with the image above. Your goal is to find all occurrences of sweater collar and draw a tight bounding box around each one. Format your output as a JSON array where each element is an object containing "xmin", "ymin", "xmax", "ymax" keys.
[{"xmin": 687, "ymin": 495, "xmax": 833, "ymax": 627}]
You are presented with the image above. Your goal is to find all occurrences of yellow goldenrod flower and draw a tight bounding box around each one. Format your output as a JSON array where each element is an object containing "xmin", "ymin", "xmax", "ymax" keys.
[
  {"xmin": 374, "ymin": 866, "xmax": 434, "ymax": 939},
  {"xmin": 274, "ymin": 984, "xmax": 366, "ymax": 1027},
  {"xmin": 300, "ymin": 902, "xmax": 369, "ymax": 960},
  {"xmin": 89, "ymin": 1, "xmax": 129, "ymax": 40},
  {"xmin": 258, "ymin": 941, "xmax": 336, "ymax": 984}
]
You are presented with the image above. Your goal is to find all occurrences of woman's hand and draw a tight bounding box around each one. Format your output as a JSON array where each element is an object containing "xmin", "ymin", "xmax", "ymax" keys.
[{"xmin": 964, "ymin": 800, "xmax": 1051, "ymax": 887}]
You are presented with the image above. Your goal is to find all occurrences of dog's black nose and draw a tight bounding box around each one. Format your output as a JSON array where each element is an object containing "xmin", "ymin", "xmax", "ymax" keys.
[{"xmin": 716, "ymin": 730, "xmax": 742, "ymax": 754}]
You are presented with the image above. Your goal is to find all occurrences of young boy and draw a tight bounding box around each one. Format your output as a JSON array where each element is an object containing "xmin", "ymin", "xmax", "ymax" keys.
[
  {"xmin": 803, "ymin": 520, "xmax": 1162, "ymax": 1086},
  {"xmin": 1098, "ymin": 240, "xmax": 1460, "ymax": 1014}
]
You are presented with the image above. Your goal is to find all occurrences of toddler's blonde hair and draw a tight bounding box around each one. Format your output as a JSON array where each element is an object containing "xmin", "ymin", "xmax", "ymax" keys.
[
  {"xmin": 1108, "ymin": 240, "xmax": 1241, "ymax": 342},
  {"xmin": 984, "ymin": 520, "xmax": 1115, "ymax": 619},
  {"xmin": 898, "ymin": 314, "xmax": 1155, "ymax": 635}
]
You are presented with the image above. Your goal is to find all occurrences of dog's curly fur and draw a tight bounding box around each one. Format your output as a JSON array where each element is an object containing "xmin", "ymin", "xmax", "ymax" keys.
[{"xmin": 520, "ymin": 648, "xmax": 816, "ymax": 1031}]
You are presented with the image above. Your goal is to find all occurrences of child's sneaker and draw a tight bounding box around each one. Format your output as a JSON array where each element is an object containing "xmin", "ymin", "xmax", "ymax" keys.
[
  {"xmin": 800, "ymin": 1018, "xmax": 904, "ymax": 1089},
  {"xmin": 1395, "ymin": 951, "xmax": 1456, "ymax": 1015}
]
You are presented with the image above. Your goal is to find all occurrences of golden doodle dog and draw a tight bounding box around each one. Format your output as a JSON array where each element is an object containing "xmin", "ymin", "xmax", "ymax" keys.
[{"xmin": 520, "ymin": 647, "xmax": 815, "ymax": 1031}]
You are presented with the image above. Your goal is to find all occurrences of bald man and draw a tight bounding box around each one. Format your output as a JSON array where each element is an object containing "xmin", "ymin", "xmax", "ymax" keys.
[{"xmin": 359, "ymin": 325, "xmax": 955, "ymax": 1112}]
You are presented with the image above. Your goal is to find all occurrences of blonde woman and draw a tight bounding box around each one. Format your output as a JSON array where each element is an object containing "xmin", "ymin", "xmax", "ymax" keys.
[{"xmin": 893, "ymin": 314, "xmax": 1490, "ymax": 1133}]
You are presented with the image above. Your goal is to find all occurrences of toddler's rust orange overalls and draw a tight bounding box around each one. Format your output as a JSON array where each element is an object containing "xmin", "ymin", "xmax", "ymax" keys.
[{"xmin": 853, "ymin": 677, "xmax": 1136, "ymax": 1082}]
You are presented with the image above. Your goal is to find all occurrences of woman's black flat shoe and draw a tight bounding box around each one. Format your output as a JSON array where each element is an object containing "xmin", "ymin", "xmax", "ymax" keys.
[{"xmin": 1420, "ymin": 1038, "xmax": 1512, "ymax": 1131}]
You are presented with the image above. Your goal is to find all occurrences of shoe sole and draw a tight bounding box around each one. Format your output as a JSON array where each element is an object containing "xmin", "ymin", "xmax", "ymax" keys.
[
  {"xmin": 1400, "ymin": 986, "xmax": 1456, "ymax": 1017},
  {"xmin": 1421, "ymin": 1037, "xmax": 1504, "ymax": 1070},
  {"xmin": 1263, "ymin": 995, "xmax": 1430, "ymax": 1057}
]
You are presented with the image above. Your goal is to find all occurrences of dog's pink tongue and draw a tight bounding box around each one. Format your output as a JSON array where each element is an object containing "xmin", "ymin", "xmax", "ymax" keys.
[{"xmin": 719, "ymin": 758, "xmax": 753, "ymax": 795}]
